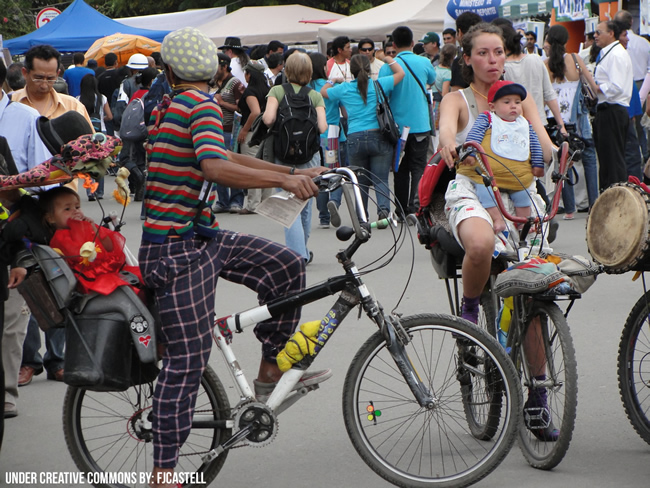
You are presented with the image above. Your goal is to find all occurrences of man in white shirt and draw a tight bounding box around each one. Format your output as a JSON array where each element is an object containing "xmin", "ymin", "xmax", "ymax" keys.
[
  {"xmin": 614, "ymin": 9, "xmax": 650, "ymax": 162},
  {"xmin": 357, "ymin": 38, "xmax": 384, "ymax": 80},
  {"xmin": 593, "ymin": 20, "xmax": 633, "ymax": 191}
]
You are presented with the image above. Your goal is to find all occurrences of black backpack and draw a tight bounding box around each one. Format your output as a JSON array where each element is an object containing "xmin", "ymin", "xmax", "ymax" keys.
[
  {"xmin": 119, "ymin": 98, "xmax": 148, "ymax": 142},
  {"xmin": 273, "ymin": 83, "xmax": 320, "ymax": 166}
]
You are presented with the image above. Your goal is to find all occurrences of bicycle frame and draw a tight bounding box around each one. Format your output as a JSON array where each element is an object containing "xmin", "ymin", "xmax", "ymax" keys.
[
  {"xmin": 461, "ymin": 140, "xmax": 571, "ymax": 227},
  {"xmin": 200, "ymin": 167, "xmax": 435, "ymax": 460}
]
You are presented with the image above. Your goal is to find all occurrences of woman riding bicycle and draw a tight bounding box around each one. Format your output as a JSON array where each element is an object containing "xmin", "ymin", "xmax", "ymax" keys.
[
  {"xmin": 438, "ymin": 22, "xmax": 554, "ymax": 322},
  {"xmin": 437, "ymin": 23, "xmax": 560, "ymax": 441}
]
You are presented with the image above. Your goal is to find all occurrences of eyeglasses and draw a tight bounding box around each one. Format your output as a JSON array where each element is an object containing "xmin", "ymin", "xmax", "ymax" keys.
[
  {"xmin": 359, "ymin": 47, "xmax": 374, "ymax": 52},
  {"xmin": 385, "ymin": 51, "xmax": 397, "ymax": 56},
  {"xmin": 30, "ymin": 75, "xmax": 58, "ymax": 84}
]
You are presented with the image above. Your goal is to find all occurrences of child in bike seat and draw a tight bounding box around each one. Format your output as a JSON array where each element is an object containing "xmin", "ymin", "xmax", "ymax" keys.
[
  {"xmin": 38, "ymin": 186, "xmax": 144, "ymax": 297},
  {"xmin": 458, "ymin": 80, "xmax": 544, "ymax": 233}
]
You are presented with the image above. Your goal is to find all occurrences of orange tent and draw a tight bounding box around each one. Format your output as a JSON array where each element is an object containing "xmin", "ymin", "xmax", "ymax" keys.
[{"xmin": 85, "ymin": 33, "xmax": 160, "ymax": 67}]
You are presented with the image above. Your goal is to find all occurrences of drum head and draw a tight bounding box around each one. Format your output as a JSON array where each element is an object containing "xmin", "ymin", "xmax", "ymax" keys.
[{"xmin": 587, "ymin": 185, "xmax": 650, "ymax": 271}]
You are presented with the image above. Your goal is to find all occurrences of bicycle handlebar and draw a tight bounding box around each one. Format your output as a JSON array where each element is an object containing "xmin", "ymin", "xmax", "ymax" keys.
[
  {"xmin": 314, "ymin": 168, "xmax": 397, "ymax": 244},
  {"xmin": 456, "ymin": 140, "xmax": 571, "ymax": 225}
]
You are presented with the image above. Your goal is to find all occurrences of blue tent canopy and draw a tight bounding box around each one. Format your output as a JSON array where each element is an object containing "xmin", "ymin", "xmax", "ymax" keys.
[{"xmin": 4, "ymin": 0, "xmax": 170, "ymax": 55}]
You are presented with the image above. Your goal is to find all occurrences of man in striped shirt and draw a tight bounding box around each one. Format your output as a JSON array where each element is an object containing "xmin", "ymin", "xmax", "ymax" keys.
[{"xmin": 140, "ymin": 28, "xmax": 328, "ymax": 487}]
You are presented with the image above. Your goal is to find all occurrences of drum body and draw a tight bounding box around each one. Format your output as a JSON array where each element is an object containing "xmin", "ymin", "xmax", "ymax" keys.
[{"xmin": 587, "ymin": 183, "xmax": 650, "ymax": 273}]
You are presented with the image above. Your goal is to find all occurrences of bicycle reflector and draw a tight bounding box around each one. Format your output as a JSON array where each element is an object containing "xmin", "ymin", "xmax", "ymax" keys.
[{"xmin": 366, "ymin": 402, "xmax": 382, "ymax": 423}]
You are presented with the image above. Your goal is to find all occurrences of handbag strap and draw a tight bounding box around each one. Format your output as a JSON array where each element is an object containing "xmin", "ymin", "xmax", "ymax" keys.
[
  {"xmin": 373, "ymin": 79, "xmax": 388, "ymax": 104},
  {"xmin": 569, "ymin": 53, "xmax": 582, "ymax": 76},
  {"xmin": 401, "ymin": 57, "xmax": 430, "ymax": 104}
]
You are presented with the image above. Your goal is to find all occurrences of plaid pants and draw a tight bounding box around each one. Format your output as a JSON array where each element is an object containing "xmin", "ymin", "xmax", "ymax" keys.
[{"xmin": 139, "ymin": 230, "xmax": 305, "ymax": 468}]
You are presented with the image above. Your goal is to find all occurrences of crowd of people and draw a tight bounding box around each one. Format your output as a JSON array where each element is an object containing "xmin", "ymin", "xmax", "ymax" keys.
[{"xmin": 0, "ymin": 8, "xmax": 649, "ymax": 485}]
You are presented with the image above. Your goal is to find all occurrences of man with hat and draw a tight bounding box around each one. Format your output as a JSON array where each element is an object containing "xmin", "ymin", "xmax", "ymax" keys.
[
  {"xmin": 0, "ymin": 58, "xmax": 51, "ymax": 418},
  {"xmin": 419, "ymin": 32, "xmax": 441, "ymax": 67},
  {"xmin": 210, "ymin": 52, "xmax": 246, "ymax": 213},
  {"xmin": 219, "ymin": 36, "xmax": 249, "ymax": 87},
  {"xmin": 115, "ymin": 53, "xmax": 149, "ymax": 201},
  {"xmin": 140, "ymin": 27, "xmax": 328, "ymax": 486}
]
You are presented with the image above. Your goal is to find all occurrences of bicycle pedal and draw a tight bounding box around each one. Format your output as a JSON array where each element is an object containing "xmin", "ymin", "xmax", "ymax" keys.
[{"xmin": 524, "ymin": 406, "xmax": 551, "ymax": 429}]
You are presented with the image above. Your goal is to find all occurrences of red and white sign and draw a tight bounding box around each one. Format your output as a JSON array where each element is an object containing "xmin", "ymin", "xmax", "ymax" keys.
[{"xmin": 35, "ymin": 7, "xmax": 61, "ymax": 29}]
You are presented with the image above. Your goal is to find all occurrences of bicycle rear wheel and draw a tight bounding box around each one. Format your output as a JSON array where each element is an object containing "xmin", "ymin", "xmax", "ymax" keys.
[
  {"xmin": 63, "ymin": 364, "xmax": 231, "ymax": 488},
  {"xmin": 343, "ymin": 313, "xmax": 521, "ymax": 488},
  {"xmin": 618, "ymin": 291, "xmax": 650, "ymax": 445},
  {"xmin": 514, "ymin": 301, "xmax": 578, "ymax": 470}
]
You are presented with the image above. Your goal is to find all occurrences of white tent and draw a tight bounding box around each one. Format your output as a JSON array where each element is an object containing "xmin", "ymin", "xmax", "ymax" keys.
[
  {"xmin": 317, "ymin": 0, "xmax": 447, "ymax": 51},
  {"xmin": 115, "ymin": 7, "xmax": 227, "ymax": 31},
  {"xmin": 197, "ymin": 5, "xmax": 345, "ymax": 47}
]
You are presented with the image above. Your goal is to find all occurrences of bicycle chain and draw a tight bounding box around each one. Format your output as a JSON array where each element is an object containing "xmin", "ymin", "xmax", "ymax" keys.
[{"xmin": 178, "ymin": 407, "xmax": 278, "ymax": 457}]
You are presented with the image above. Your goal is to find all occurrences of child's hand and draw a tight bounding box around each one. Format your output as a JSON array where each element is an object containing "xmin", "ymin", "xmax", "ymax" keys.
[
  {"xmin": 461, "ymin": 155, "xmax": 477, "ymax": 167},
  {"xmin": 8, "ymin": 267, "xmax": 27, "ymax": 289},
  {"xmin": 532, "ymin": 167, "xmax": 545, "ymax": 178}
]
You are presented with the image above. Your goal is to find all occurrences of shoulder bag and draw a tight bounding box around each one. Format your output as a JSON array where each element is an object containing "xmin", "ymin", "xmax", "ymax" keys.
[
  {"xmin": 570, "ymin": 53, "xmax": 597, "ymax": 112},
  {"xmin": 402, "ymin": 58, "xmax": 436, "ymax": 136},
  {"xmin": 374, "ymin": 80, "xmax": 400, "ymax": 146}
]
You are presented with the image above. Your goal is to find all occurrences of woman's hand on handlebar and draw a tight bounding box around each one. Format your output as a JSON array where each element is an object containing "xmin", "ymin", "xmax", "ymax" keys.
[{"xmin": 439, "ymin": 143, "xmax": 459, "ymax": 169}]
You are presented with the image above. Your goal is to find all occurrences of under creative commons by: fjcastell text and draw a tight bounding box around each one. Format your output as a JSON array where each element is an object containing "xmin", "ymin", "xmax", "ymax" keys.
[{"xmin": 5, "ymin": 471, "xmax": 206, "ymax": 485}]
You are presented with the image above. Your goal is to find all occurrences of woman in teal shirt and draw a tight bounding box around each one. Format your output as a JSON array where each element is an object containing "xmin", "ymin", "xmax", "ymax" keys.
[{"xmin": 322, "ymin": 54, "xmax": 404, "ymax": 218}]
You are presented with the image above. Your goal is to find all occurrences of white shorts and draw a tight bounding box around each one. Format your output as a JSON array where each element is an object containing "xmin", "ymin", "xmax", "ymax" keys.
[{"xmin": 444, "ymin": 175, "xmax": 545, "ymax": 255}]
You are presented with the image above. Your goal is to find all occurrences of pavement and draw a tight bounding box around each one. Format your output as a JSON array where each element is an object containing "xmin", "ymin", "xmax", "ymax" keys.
[{"xmin": 3, "ymin": 180, "xmax": 650, "ymax": 488}]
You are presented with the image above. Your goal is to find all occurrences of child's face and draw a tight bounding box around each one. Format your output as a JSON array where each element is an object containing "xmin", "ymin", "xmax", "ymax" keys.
[
  {"xmin": 489, "ymin": 95, "xmax": 523, "ymax": 122},
  {"xmin": 47, "ymin": 193, "xmax": 83, "ymax": 229}
]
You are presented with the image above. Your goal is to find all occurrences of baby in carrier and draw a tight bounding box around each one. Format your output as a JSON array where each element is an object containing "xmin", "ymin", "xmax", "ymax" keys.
[{"xmin": 458, "ymin": 80, "xmax": 545, "ymax": 233}]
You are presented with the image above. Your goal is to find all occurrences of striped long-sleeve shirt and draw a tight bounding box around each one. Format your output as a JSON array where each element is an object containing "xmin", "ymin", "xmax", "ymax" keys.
[{"xmin": 143, "ymin": 90, "xmax": 228, "ymax": 243}]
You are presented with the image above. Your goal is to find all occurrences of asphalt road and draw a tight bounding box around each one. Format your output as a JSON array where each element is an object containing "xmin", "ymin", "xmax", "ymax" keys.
[{"xmin": 3, "ymin": 180, "xmax": 650, "ymax": 488}]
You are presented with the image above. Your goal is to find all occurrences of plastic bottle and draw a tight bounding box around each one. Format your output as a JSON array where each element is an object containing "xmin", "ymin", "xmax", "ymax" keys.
[{"xmin": 497, "ymin": 297, "xmax": 513, "ymax": 350}]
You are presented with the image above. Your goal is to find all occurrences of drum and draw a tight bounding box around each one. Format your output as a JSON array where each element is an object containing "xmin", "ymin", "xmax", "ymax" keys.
[{"xmin": 587, "ymin": 183, "xmax": 650, "ymax": 273}]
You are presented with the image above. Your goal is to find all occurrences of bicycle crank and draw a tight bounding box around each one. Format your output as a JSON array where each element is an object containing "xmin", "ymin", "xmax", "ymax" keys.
[{"xmin": 202, "ymin": 402, "xmax": 278, "ymax": 464}]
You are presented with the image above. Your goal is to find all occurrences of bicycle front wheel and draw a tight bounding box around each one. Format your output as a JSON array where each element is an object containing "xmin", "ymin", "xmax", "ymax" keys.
[
  {"xmin": 63, "ymin": 364, "xmax": 231, "ymax": 488},
  {"xmin": 618, "ymin": 291, "xmax": 650, "ymax": 445},
  {"xmin": 343, "ymin": 313, "xmax": 521, "ymax": 488},
  {"xmin": 514, "ymin": 301, "xmax": 578, "ymax": 470},
  {"xmin": 460, "ymin": 292, "xmax": 502, "ymax": 441}
]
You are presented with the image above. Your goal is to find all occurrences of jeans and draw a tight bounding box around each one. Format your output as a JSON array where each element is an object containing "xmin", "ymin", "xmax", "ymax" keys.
[
  {"xmin": 214, "ymin": 132, "xmax": 245, "ymax": 209},
  {"xmin": 577, "ymin": 113, "xmax": 599, "ymax": 208},
  {"xmin": 86, "ymin": 177, "xmax": 104, "ymax": 198},
  {"xmin": 275, "ymin": 152, "xmax": 320, "ymax": 260},
  {"xmin": 561, "ymin": 169, "xmax": 577, "ymax": 214},
  {"xmin": 316, "ymin": 139, "xmax": 347, "ymax": 224},
  {"xmin": 347, "ymin": 131, "xmax": 392, "ymax": 217},
  {"xmin": 22, "ymin": 315, "xmax": 65, "ymax": 375},
  {"xmin": 394, "ymin": 133, "xmax": 429, "ymax": 216}
]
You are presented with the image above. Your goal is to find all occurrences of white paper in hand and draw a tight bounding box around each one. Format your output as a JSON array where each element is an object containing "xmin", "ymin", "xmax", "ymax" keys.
[{"xmin": 255, "ymin": 191, "xmax": 308, "ymax": 228}]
